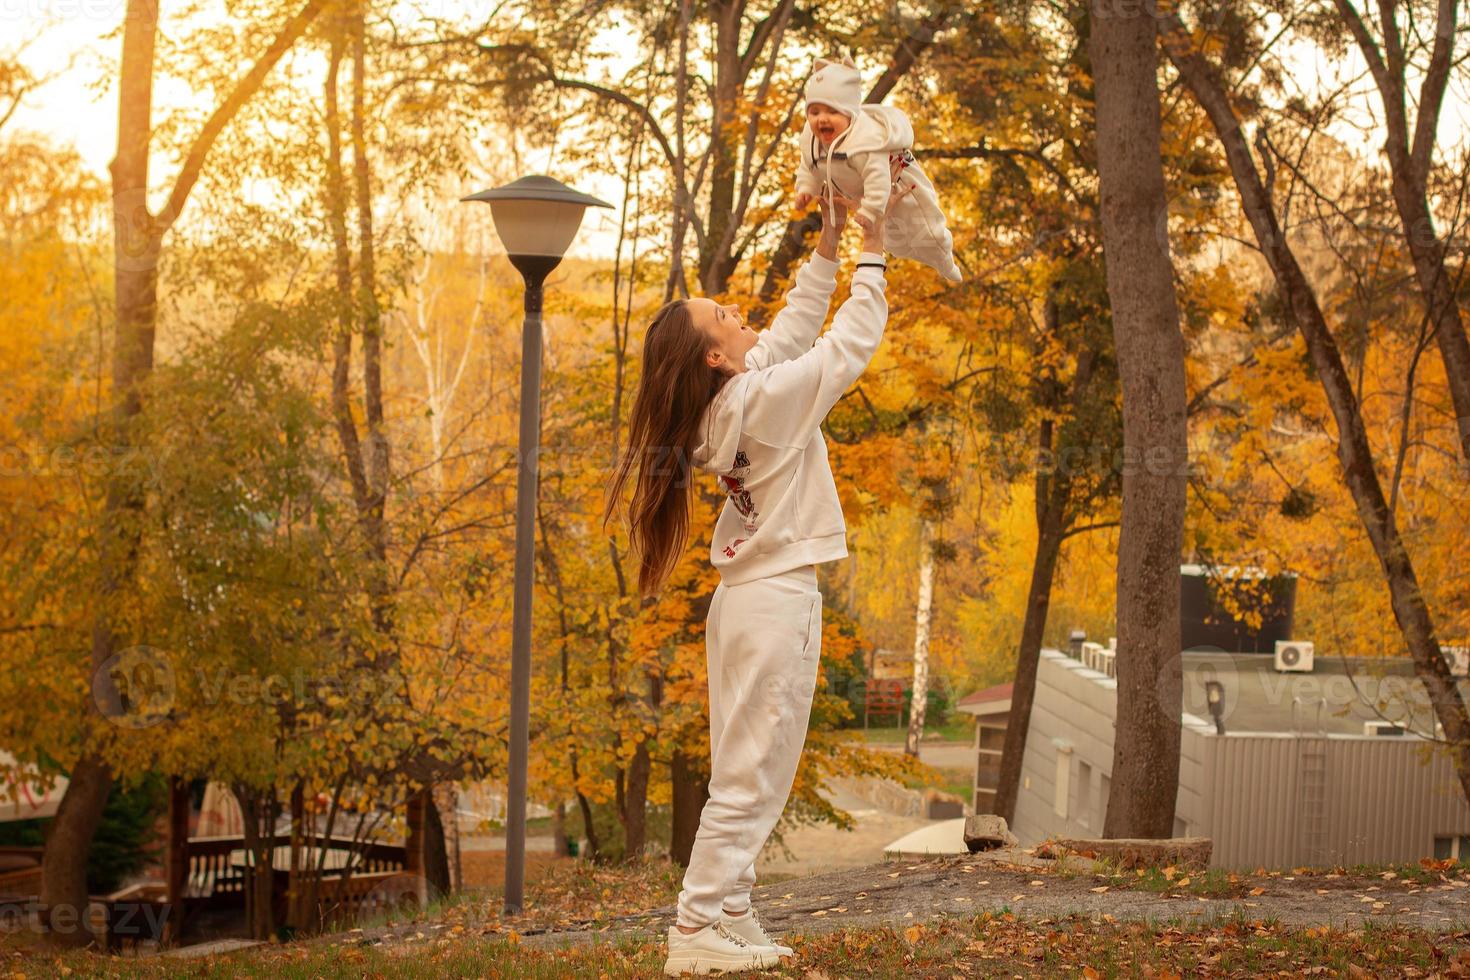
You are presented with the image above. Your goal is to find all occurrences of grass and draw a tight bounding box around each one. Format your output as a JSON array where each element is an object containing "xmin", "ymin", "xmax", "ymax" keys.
[
  {"xmin": 1045, "ymin": 850, "xmax": 1470, "ymax": 902},
  {"xmin": 1326, "ymin": 861, "xmax": 1469, "ymax": 885},
  {"xmin": 859, "ymin": 719, "xmax": 974, "ymax": 745},
  {"xmin": 895, "ymin": 765, "xmax": 972, "ymax": 802},
  {"xmin": 15, "ymin": 910, "xmax": 1463, "ymax": 978},
  {"xmin": 1119, "ymin": 866, "xmax": 1244, "ymax": 898}
]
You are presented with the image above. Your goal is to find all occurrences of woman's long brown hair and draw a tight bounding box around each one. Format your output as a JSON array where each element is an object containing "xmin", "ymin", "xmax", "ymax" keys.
[{"xmin": 603, "ymin": 300, "xmax": 726, "ymax": 598}]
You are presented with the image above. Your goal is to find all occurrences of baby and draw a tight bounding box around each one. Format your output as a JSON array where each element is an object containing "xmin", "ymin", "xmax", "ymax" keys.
[{"xmin": 794, "ymin": 56, "xmax": 962, "ymax": 282}]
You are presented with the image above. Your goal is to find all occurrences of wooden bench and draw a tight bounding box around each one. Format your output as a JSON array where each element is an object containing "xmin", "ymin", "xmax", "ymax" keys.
[
  {"xmin": 94, "ymin": 835, "xmax": 409, "ymax": 945},
  {"xmin": 197, "ymin": 835, "xmax": 408, "ymax": 936},
  {"xmin": 0, "ymin": 846, "xmax": 43, "ymax": 900},
  {"xmin": 864, "ymin": 678, "xmax": 907, "ymax": 726},
  {"xmin": 94, "ymin": 882, "xmax": 170, "ymax": 951}
]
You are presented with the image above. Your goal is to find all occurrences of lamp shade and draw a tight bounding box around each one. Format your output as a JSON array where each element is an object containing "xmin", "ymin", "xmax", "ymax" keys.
[{"xmin": 460, "ymin": 175, "xmax": 613, "ymax": 259}]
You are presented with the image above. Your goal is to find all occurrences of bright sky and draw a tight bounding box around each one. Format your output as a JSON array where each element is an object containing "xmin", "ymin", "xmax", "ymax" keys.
[
  {"xmin": 7, "ymin": 5, "xmax": 1468, "ymax": 258},
  {"xmin": 4, "ymin": 3, "xmax": 631, "ymax": 255}
]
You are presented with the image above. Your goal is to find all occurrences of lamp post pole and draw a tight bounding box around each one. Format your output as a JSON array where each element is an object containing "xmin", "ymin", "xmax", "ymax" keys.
[
  {"xmin": 503, "ymin": 253, "xmax": 558, "ymax": 915},
  {"xmin": 459, "ymin": 175, "xmax": 611, "ymax": 917}
]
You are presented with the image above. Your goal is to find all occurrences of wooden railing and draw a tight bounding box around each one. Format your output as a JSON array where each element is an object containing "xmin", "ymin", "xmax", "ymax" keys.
[{"xmin": 95, "ymin": 834, "xmax": 410, "ymax": 948}]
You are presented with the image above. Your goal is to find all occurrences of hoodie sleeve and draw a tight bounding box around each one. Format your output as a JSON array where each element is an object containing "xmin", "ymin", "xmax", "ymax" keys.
[
  {"xmin": 740, "ymin": 253, "xmax": 888, "ymax": 448},
  {"xmin": 795, "ymin": 125, "xmax": 822, "ymax": 196},
  {"xmin": 743, "ymin": 251, "xmax": 840, "ymax": 372},
  {"xmin": 855, "ymin": 151, "xmax": 892, "ymax": 224}
]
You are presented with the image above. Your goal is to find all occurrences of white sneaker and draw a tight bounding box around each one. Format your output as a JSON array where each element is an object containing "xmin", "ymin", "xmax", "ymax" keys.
[
  {"xmin": 720, "ymin": 905, "xmax": 793, "ymax": 957},
  {"xmin": 662, "ymin": 920, "xmax": 783, "ymax": 976}
]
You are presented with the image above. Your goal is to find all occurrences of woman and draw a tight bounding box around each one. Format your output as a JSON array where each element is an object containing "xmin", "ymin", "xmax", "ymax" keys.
[{"xmin": 605, "ymin": 185, "xmax": 903, "ymax": 976}]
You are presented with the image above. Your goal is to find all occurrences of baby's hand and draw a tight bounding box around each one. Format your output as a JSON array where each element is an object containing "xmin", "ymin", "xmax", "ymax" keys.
[{"xmin": 794, "ymin": 191, "xmax": 813, "ymax": 211}]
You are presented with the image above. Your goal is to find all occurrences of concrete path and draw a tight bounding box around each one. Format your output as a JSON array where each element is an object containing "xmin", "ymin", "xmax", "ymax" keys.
[
  {"xmin": 754, "ymin": 781, "xmax": 937, "ymax": 880},
  {"xmin": 511, "ymin": 851, "xmax": 1470, "ymax": 952},
  {"xmin": 866, "ymin": 740, "xmax": 974, "ymax": 770},
  {"xmin": 882, "ymin": 818, "xmax": 969, "ymax": 857},
  {"xmin": 460, "ymin": 833, "xmax": 557, "ymax": 853}
]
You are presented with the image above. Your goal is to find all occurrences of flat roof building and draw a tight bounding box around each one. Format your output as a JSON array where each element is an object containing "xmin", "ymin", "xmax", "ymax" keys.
[{"xmin": 1008, "ymin": 648, "xmax": 1470, "ymax": 868}]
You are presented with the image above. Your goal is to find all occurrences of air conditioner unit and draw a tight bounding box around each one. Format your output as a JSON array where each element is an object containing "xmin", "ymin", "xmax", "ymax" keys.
[
  {"xmin": 1444, "ymin": 645, "xmax": 1470, "ymax": 678},
  {"xmin": 1274, "ymin": 640, "xmax": 1314, "ymax": 673},
  {"xmin": 1081, "ymin": 641, "xmax": 1106, "ymax": 671},
  {"xmin": 1363, "ymin": 720, "xmax": 1406, "ymax": 737}
]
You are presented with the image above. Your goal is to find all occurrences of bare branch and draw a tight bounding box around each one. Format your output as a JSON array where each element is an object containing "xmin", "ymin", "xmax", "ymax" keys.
[{"xmin": 155, "ymin": 0, "xmax": 328, "ymax": 233}]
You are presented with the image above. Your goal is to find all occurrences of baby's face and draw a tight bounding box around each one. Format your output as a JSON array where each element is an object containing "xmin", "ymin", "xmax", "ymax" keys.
[{"xmin": 807, "ymin": 103, "xmax": 851, "ymax": 144}]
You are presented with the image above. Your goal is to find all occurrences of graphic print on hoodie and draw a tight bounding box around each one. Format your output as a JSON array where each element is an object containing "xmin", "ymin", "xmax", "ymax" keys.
[
  {"xmin": 719, "ymin": 450, "xmax": 757, "ymax": 558},
  {"xmin": 690, "ymin": 251, "xmax": 889, "ymax": 585}
]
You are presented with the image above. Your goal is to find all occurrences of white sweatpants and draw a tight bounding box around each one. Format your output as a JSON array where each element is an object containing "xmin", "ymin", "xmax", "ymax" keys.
[{"xmin": 675, "ymin": 563, "xmax": 823, "ymax": 927}]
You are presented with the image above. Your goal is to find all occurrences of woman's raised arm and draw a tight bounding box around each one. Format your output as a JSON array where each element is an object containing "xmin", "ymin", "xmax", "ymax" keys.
[{"xmin": 743, "ymin": 195, "xmax": 852, "ymax": 372}]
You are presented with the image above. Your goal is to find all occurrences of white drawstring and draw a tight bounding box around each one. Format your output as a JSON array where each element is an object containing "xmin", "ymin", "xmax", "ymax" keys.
[{"xmin": 814, "ymin": 117, "xmax": 951, "ymax": 273}]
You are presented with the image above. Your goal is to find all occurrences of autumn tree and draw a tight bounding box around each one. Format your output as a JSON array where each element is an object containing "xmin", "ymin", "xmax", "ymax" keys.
[
  {"xmin": 1159, "ymin": 6, "xmax": 1470, "ymax": 804},
  {"xmin": 1091, "ymin": 0, "xmax": 1189, "ymax": 839},
  {"xmin": 39, "ymin": 0, "xmax": 326, "ymax": 942},
  {"xmin": 1324, "ymin": 0, "xmax": 1470, "ymax": 465}
]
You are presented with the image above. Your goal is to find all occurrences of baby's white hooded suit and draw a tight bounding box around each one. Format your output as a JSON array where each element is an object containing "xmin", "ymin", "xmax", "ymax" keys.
[
  {"xmin": 675, "ymin": 249, "xmax": 889, "ymax": 928},
  {"xmin": 796, "ymin": 57, "xmax": 963, "ymax": 282}
]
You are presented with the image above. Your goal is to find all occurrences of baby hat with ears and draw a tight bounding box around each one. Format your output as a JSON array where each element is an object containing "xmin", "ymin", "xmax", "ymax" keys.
[{"xmin": 804, "ymin": 55, "xmax": 862, "ymax": 119}]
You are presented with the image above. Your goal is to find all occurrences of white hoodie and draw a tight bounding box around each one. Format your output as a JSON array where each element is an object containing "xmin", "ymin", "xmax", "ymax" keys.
[
  {"xmin": 795, "ymin": 104, "xmax": 963, "ymax": 283},
  {"xmin": 691, "ymin": 251, "xmax": 889, "ymax": 585}
]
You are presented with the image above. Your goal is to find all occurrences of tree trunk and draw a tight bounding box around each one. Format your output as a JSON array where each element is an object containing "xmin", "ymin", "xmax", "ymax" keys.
[
  {"xmin": 237, "ymin": 786, "xmax": 278, "ymax": 941},
  {"xmin": 286, "ymin": 782, "xmax": 306, "ymax": 934},
  {"xmin": 552, "ymin": 802, "xmax": 569, "ymax": 858},
  {"xmin": 1161, "ymin": 12, "xmax": 1470, "ymax": 806},
  {"xmin": 40, "ymin": 0, "xmax": 163, "ymax": 939},
  {"xmin": 992, "ymin": 497, "xmax": 1067, "ymax": 822},
  {"xmin": 698, "ymin": 0, "xmax": 742, "ymax": 293},
  {"xmin": 669, "ymin": 750, "xmax": 708, "ymax": 867},
  {"xmin": 1390, "ymin": 178, "xmax": 1470, "ymax": 465},
  {"xmin": 163, "ymin": 776, "xmax": 190, "ymax": 945},
  {"xmin": 1328, "ymin": 0, "xmax": 1470, "ymax": 465},
  {"xmin": 433, "ymin": 783, "xmax": 462, "ymax": 893},
  {"xmin": 41, "ymin": 0, "xmax": 320, "ymax": 941},
  {"xmin": 403, "ymin": 787, "xmax": 449, "ymax": 900},
  {"xmin": 622, "ymin": 667, "xmax": 661, "ymax": 860},
  {"xmin": 421, "ymin": 788, "xmax": 451, "ymax": 898},
  {"xmin": 39, "ymin": 755, "xmax": 112, "ymax": 943},
  {"xmin": 904, "ymin": 518, "xmax": 936, "ymax": 756},
  {"xmin": 622, "ymin": 737, "xmax": 650, "ymax": 859},
  {"xmin": 574, "ymin": 776, "xmax": 602, "ymax": 862},
  {"xmin": 1093, "ymin": 3, "xmax": 1187, "ymax": 840}
]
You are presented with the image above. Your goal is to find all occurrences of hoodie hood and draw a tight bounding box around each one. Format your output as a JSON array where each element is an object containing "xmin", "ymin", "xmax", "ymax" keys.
[
  {"xmin": 827, "ymin": 104, "xmax": 914, "ymax": 156},
  {"xmin": 691, "ymin": 375, "xmax": 747, "ymax": 473}
]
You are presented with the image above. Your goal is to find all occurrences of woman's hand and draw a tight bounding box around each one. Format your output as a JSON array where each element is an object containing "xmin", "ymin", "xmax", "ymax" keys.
[
  {"xmin": 851, "ymin": 181, "xmax": 913, "ymax": 254},
  {"xmin": 814, "ymin": 188, "xmax": 858, "ymax": 260}
]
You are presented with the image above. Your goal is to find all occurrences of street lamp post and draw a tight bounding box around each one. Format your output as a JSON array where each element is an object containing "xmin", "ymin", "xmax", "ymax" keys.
[{"xmin": 460, "ymin": 175, "xmax": 611, "ymax": 915}]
